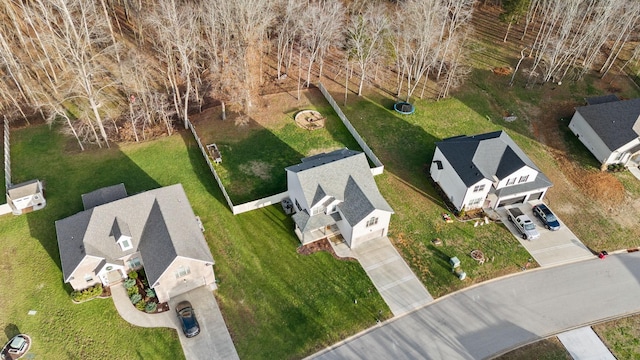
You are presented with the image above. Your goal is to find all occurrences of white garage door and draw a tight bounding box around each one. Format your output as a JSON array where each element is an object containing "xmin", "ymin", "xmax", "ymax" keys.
[{"xmin": 355, "ymin": 228, "xmax": 385, "ymax": 245}]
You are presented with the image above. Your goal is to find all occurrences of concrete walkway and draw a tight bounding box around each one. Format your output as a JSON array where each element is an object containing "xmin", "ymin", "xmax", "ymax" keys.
[
  {"xmin": 557, "ymin": 327, "xmax": 615, "ymax": 360},
  {"xmin": 308, "ymin": 252, "xmax": 640, "ymax": 360},
  {"xmin": 112, "ymin": 284, "xmax": 239, "ymax": 360},
  {"xmin": 628, "ymin": 165, "xmax": 640, "ymax": 181},
  {"xmin": 332, "ymin": 236, "xmax": 433, "ymax": 316}
]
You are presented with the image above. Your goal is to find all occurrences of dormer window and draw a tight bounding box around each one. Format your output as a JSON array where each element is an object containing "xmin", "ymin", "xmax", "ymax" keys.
[{"xmin": 111, "ymin": 217, "xmax": 133, "ymax": 251}]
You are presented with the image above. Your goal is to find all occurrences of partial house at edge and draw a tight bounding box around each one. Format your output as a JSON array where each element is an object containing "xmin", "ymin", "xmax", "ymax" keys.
[
  {"xmin": 430, "ymin": 130, "xmax": 553, "ymax": 211},
  {"xmin": 569, "ymin": 95, "xmax": 640, "ymax": 166},
  {"xmin": 286, "ymin": 148, "xmax": 393, "ymax": 249},
  {"xmin": 55, "ymin": 183, "xmax": 216, "ymax": 303}
]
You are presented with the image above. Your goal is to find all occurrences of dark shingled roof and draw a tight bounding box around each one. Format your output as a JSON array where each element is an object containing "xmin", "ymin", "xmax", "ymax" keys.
[
  {"xmin": 575, "ymin": 97, "xmax": 640, "ymax": 152},
  {"xmin": 56, "ymin": 184, "xmax": 214, "ymax": 286},
  {"xmin": 585, "ymin": 94, "xmax": 619, "ymax": 106},
  {"xmin": 435, "ymin": 131, "xmax": 546, "ymax": 187},
  {"xmin": 286, "ymin": 149, "xmax": 393, "ymax": 226},
  {"xmin": 82, "ymin": 183, "xmax": 128, "ymax": 210}
]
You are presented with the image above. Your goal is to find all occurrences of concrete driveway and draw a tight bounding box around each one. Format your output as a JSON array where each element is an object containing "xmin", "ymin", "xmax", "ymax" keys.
[
  {"xmin": 112, "ymin": 284, "xmax": 238, "ymax": 360},
  {"xmin": 498, "ymin": 202, "xmax": 594, "ymax": 266},
  {"xmin": 169, "ymin": 286, "xmax": 239, "ymax": 360},
  {"xmin": 332, "ymin": 236, "xmax": 433, "ymax": 316}
]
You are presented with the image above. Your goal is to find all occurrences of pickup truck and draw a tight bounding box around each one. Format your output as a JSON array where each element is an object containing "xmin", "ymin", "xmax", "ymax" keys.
[{"xmin": 506, "ymin": 207, "xmax": 540, "ymax": 240}]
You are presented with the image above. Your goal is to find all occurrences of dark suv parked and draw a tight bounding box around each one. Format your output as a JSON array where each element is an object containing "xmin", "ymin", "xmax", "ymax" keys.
[
  {"xmin": 176, "ymin": 301, "xmax": 200, "ymax": 338},
  {"xmin": 532, "ymin": 204, "xmax": 561, "ymax": 231}
]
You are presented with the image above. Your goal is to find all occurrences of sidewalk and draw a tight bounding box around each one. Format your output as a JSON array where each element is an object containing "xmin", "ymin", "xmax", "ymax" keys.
[
  {"xmin": 111, "ymin": 284, "xmax": 175, "ymax": 328},
  {"xmin": 557, "ymin": 327, "xmax": 615, "ymax": 360}
]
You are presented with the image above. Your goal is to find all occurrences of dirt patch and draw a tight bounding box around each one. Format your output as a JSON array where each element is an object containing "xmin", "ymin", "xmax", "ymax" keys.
[
  {"xmin": 239, "ymin": 161, "xmax": 273, "ymax": 180},
  {"xmin": 296, "ymin": 238, "xmax": 356, "ymax": 261}
]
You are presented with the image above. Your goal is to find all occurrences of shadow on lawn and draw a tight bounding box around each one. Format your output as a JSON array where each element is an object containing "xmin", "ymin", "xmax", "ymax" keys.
[{"xmin": 22, "ymin": 137, "xmax": 159, "ymax": 274}]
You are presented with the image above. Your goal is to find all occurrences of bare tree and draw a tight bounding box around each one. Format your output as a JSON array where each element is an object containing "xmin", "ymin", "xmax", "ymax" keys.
[
  {"xmin": 300, "ymin": 0, "xmax": 345, "ymax": 87},
  {"xmin": 273, "ymin": 0, "xmax": 304, "ymax": 80},
  {"xmin": 346, "ymin": 3, "xmax": 389, "ymax": 96}
]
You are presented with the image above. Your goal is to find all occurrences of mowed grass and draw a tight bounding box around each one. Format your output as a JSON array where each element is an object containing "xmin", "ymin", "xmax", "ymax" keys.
[
  {"xmin": 193, "ymin": 90, "xmax": 362, "ymax": 204},
  {"xmin": 340, "ymin": 91, "xmax": 535, "ymax": 297},
  {"xmin": 0, "ymin": 125, "xmax": 389, "ymax": 359}
]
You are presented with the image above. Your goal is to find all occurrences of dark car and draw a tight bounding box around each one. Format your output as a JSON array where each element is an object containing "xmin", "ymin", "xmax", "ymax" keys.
[
  {"xmin": 532, "ymin": 204, "xmax": 561, "ymax": 231},
  {"xmin": 176, "ymin": 301, "xmax": 200, "ymax": 338}
]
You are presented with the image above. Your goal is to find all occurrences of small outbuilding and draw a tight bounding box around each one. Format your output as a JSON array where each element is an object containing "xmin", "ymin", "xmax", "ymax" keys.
[{"xmin": 6, "ymin": 179, "xmax": 46, "ymax": 215}]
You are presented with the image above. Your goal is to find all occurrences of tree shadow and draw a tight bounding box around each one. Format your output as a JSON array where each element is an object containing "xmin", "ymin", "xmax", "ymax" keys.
[
  {"xmin": 4, "ymin": 323, "xmax": 20, "ymax": 341},
  {"xmin": 12, "ymin": 125, "xmax": 160, "ymax": 273}
]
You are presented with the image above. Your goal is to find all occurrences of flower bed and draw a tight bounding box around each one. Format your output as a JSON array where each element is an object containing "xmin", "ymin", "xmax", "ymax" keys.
[{"xmin": 124, "ymin": 270, "xmax": 169, "ymax": 313}]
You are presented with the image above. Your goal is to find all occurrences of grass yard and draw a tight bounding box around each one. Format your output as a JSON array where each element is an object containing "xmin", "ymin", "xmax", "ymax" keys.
[
  {"xmin": 0, "ymin": 125, "xmax": 390, "ymax": 359},
  {"xmin": 189, "ymin": 89, "xmax": 363, "ymax": 204}
]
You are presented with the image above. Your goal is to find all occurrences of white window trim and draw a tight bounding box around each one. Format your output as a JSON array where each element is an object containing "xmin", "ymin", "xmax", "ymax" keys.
[{"xmin": 175, "ymin": 266, "xmax": 191, "ymax": 279}]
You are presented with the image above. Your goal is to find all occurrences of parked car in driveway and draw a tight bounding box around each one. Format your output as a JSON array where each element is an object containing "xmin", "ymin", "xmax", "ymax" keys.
[
  {"xmin": 532, "ymin": 204, "xmax": 561, "ymax": 231},
  {"xmin": 176, "ymin": 301, "xmax": 200, "ymax": 338}
]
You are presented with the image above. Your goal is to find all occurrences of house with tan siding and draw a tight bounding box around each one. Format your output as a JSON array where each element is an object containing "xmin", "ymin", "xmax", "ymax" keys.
[{"xmin": 55, "ymin": 183, "xmax": 216, "ymax": 303}]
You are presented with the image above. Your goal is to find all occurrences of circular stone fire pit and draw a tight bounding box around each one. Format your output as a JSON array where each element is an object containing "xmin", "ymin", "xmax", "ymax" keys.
[
  {"xmin": 294, "ymin": 110, "xmax": 325, "ymax": 130},
  {"xmin": 394, "ymin": 101, "xmax": 415, "ymax": 115}
]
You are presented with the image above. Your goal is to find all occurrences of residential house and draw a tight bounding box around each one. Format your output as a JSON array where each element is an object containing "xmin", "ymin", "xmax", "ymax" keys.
[
  {"xmin": 286, "ymin": 149, "xmax": 393, "ymax": 248},
  {"xmin": 430, "ymin": 130, "xmax": 552, "ymax": 210},
  {"xmin": 55, "ymin": 183, "xmax": 216, "ymax": 303},
  {"xmin": 6, "ymin": 179, "xmax": 46, "ymax": 215},
  {"xmin": 568, "ymin": 95, "xmax": 640, "ymax": 166}
]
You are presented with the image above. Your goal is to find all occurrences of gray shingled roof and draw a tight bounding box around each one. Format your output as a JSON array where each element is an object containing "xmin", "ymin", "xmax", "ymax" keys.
[
  {"xmin": 82, "ymin": 183, "xmax": 128, "ymax": 210},
  {"xmin": 286, "ymin": 149, "xmax": 393, "ymax": 226},
  {"xmin": 575, "ymin": 98, "xmax": 640, "ymax": 152},
  {"xmin": 7, "ymin": 179, "xmax": 41, "ymax": 199},
  {"xmin": 585, "ymin": 94, "xmax": 619, "ymax": 106},
  {"xmin": 55, "ymin": 184, "xmax": 214, "ymax": 286},
  {"xmin": 436, "ymin": 131, "xmax": 547, "ymax": 187}
]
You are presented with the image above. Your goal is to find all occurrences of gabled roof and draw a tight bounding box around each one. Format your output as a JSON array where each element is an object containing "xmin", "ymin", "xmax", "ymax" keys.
[
  {"xmin": 585, "ymin": 94, "xmax": 619, "ymax": 106},
  {"xmin": 55, "ymin": 184, "xmax": 214, "ymax": 286},
  {"xmin": 436, "ymin": 131, "xmax": 544, "ymax": 187},
  {"xmin": 575, "ymin": 97, "xmax": 640, "ymax": 152},
  {"xmin": 286, "ymin": 149, "xmax": 393, "ymax": 226}
]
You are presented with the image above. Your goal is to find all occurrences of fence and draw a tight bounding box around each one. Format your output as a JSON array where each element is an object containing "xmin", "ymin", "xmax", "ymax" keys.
[
  {"xmin": 317, "ymin": 82, "xmax": 384, "ymax": 173},
  {"xmin": 186, "ymin": 119, "xmax": 235, "ymax": 212},
  {"xmin": 187, "ymin": 119, "xmax": 292, "ymax": 215},
  {"xmin": 4, "ymin": 117, "xmax": 10, "ymax": 191}
]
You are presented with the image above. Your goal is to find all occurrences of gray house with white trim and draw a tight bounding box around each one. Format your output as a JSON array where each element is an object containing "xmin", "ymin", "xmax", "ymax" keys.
[
  {"xmin": 569, "ymin": 96, "xmax": 640, "ymax": 166},
  {"xmin": 286, "ymin": 149, "xmax": 393, "ymax": 248},
  {"xmin": 430, "ymin": 131, "xmax": 553, "ymax": 210},
  {"xmin": 55, "ymin": 183, "xmax": 216, "ymax": 303}
]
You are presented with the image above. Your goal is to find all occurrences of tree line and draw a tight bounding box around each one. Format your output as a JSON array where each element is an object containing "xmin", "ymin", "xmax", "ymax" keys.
[{"xmin": 0, "ymin": 0, "xmax": 637, "ymax": 149}]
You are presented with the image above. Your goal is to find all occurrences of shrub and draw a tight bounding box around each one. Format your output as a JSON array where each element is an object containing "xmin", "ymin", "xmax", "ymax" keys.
[
  {"xmin": 71, "ymin": 284, "xmax": 103, "ymax": 302},
  {"xmin": 130, "ymin": 293, "xmax": 142, "ymax": 304},
  {"xmin": 145, "ymin": 302, "xmax": 157, "ymax": 313},
  {"xmin": 145, "ymin": 288, "xmax": 156, "ymax": 298},
  {"xmin": 123, "ymin": 278, "xmax": 136, "ymax": 289},
  {"xmin": 136, "ymin": 300, "xmax": 147, "ymax": 311},
  {"xmin": 128, "ymin": 271, "xmax": 139, "ymax": 280},
  {"xmin": 127, "ymin": 285, "xmax": 139, "ymax": 296}
]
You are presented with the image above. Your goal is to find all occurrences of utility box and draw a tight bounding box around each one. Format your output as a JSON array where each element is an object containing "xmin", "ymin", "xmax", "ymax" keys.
[{"xmin": 449, "ymin": 256, "xmax": 461, "ymax": 269}]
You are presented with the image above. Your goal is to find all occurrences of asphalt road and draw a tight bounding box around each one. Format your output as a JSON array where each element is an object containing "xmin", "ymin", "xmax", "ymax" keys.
[{"xmin": 310, "ymin": 252, "xmax": 640, "ymax": 360}]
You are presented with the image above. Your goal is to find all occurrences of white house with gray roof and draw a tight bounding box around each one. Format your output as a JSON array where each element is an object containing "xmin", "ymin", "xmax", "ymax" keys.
[
  {"xmin": 430, "ymin": 131, "xmax": 553, "ymax": 211},
  {"xmin": 55, "ymin": 183, "xmax": 216, "ymax": 303},
  {"xmin": 569, "ymin": 95, "xmax": 640, "ymax": 166},
  {"xmin": 286, "ymin": 149, "xmax": 393, "ymax": 248}
]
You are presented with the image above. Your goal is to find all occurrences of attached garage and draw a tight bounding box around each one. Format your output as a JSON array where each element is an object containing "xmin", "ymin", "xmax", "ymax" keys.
[
  {"xmin": 528, "ymin": 191, "xmax": 544, "ymax": 201},
  {"xmin": 497, "ymin": 196, "xmax": 526, "ymax": 207},
  {"xmin": 354, "ymin": 228, "xmax": 385, "ymax": 246}
]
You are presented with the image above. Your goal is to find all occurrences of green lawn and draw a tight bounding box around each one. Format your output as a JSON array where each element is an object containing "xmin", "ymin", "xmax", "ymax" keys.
[
  {"xmin": 0, "ymin": 125, "xmax": 389, "ymax": 359},
  {"xmin": 193, "ymin": 90, "xmax": 363, "ymax": 204}
]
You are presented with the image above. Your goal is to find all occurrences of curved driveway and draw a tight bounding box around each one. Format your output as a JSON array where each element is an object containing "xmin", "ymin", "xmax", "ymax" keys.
[{"xmin": 310, "ymin": 252, "xmax": 640, "ymax": 360}]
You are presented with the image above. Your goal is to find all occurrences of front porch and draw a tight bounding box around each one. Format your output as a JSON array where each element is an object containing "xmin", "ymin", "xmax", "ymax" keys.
[{"xmin": 294, "ymin": 223, "xmax": 341, "ymax": 245}]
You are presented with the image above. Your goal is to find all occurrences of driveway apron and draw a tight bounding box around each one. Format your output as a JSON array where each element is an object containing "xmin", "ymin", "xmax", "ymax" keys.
[{"xmin": 336, "ymin": 236, "xmax": 434, "ymax": 316}]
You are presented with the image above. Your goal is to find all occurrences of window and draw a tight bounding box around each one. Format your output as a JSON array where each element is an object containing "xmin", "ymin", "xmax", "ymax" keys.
[
  {"xmin": 366, "ymin": 217, "xmax": 378, "ymax": 227},
  {"xmin": 467, "ymin": 197, "xmax": 483, "ymax": 207},
  {"xmin": 518, "ymin": 175, "xmax": 529, "ymax": 183},
  {"xmin": 473, "ymin": 184, "xmax": 485, "ymax": 192},
  {"xmin": 506, "ymin": 178, "xmax": 516, "ymax": 186},
  {"xmin": 614, "ymin": 152, "xmax": 625, "ymax": 161},
  {"xmin": 295, "ymin": 199, "xmax": 302, "ymax": 211},
  {"xmin": 128, "ymin": 257, "xmax": 142, "ymax": 269},
  {"xmin": 312, "ymin": 206, "xmax": 325, "ymax": 215},
  {"xmin": 85, "ymin": 274, "xmax": 93, "ymax": 282},
  {"xmin": 175, "ymin": 266, "xmax": 191, "ymax": 279}
]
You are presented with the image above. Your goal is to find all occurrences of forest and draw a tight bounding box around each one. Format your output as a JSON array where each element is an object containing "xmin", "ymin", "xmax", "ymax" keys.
[{"xmin": 0, "ymin": 0, "xmax": 638, "ymax": 149}]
